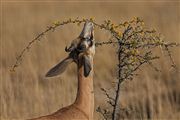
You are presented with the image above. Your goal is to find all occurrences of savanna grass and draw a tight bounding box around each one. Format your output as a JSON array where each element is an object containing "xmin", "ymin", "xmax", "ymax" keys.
[{"xmin": 11, "ymin": 17, "xmax": 179, "ymax": 120}]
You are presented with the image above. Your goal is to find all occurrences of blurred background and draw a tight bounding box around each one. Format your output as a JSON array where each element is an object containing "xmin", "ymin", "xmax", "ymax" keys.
[{"xmin": 1, "ymin": 0, "xmax": 180, "ymax": 119}]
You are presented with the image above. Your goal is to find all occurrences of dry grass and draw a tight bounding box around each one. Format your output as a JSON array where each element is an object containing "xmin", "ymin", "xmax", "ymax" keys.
[{"xmin": 1, "ymin": 1, "xmax": 180, "ymax": 120}]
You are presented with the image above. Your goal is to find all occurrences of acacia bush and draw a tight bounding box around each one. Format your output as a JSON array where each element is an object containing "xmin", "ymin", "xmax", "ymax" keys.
[{"xmin": 11, "ymin": 17, "xmax": 179, "ymax": 120}]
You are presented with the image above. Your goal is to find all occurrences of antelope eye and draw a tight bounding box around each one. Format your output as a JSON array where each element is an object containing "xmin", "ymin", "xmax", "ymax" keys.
[
  {"xmin": 77, "ymin": 44, "xmax": 86, "ymax": 52},
  {"xmin": 86, "ymin": 39, "xmax": 93, "ymax": 47}
]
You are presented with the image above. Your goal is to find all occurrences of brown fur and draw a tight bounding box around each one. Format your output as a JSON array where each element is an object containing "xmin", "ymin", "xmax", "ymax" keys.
[{"xmin": 31, "ymin": 46, "xmax": 95, "ymax": 120}]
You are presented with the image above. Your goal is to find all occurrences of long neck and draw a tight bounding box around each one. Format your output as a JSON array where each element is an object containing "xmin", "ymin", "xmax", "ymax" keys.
[{"xmin": 74, "ymin": 56, "xmax": 94, "ymax": 119}]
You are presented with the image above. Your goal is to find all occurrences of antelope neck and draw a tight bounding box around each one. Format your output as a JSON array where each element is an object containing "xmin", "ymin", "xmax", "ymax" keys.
[{"xmin": 74, "ymin": 56, "xmax": 94, "ymax": 119}]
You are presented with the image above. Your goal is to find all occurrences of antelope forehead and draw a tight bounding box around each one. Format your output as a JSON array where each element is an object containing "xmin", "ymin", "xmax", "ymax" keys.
[{"xmin": 81, "ymin": 38, "xmax": 92, "ymax": 45}]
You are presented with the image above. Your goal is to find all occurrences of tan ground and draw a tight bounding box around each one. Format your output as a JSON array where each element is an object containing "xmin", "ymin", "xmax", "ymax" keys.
[{"xmin": 1, "ymin": 0, "xmax": 180, "ymax": 119}]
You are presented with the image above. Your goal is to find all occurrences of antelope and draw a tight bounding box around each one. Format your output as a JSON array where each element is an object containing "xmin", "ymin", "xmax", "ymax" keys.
[{"xmin": 31, "ymin": 21, "xmax": 95, "ymax": 120}]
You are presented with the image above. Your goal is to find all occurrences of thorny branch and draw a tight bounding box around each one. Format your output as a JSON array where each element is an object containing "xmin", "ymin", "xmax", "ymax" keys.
[
  {"xmin": 11, "ymin": 17, "xmax": 179, "ymax": 120},
  {"xmin": 94, "ymin": 18, "xmax": 178, "ymax": 120},
  {"xmin": 10, "ymin": 17, "xmax": 86, "ymax": 72}
]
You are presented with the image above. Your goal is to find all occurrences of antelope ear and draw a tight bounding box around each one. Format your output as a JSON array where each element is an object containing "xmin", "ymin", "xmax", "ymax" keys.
[
  {"xmin": 83, "ymin": 55, "xmax": 92, "ymax": 77},
  {"xmin": 45, "ymin": 57, "xmax": 73, "ymax": 77},
  {"xmin": 65, "ymin": 44, "xmax": 75, "ymax": 52}
]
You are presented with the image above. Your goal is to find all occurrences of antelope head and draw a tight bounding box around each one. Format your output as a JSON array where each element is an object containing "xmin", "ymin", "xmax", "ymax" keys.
[
  {"xmin": 65, "ymin": 20, "xmax": 94, "ymax": 53},
  {"xmin": 46, "ymin": 21, "xmax": 95, "ymax": 77}
]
